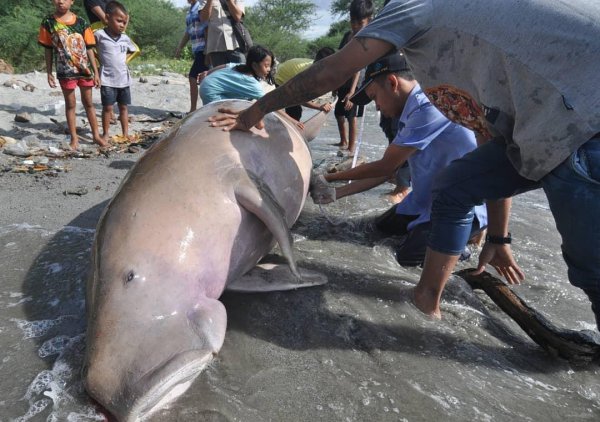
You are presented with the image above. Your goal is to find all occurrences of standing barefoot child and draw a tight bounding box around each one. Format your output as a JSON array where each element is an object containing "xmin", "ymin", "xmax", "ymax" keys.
[
  {"xmin": 94, "ymin": 1, "xmax": 139, "ymax": 142},
  {"xmin": 38, "ymin": 0, "xmax": 107, "ymax": 150}
]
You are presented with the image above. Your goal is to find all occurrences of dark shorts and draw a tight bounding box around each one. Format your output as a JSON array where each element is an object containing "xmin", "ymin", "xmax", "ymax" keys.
[
  {"xmin": 285, "ymin": 105, "xmax": 303, "ymax": 121},
  {"xmin": 208, "ymin": 50, "xmax": 245, "ymax": 67},
  {"xmin": 334, "ymin": 97, "xmax": 364, "ymax": 119},
  {"xmin": 374, "ymin": 208, "xmax": 431, "ymax": 266},
  {"xmin": 189, "ymin": 51, "xmax": 209, "ymax": 79},
  {"xmin": 335, "ymin": 85, "xmax": 364, "ymax": 119},
  {"xmin": 375, "ymin": 207, "xmax": 416, "ymax": 236},
  {"xmin": 100, "ymin": 86, "xmax": 131, "ymax": 106}
]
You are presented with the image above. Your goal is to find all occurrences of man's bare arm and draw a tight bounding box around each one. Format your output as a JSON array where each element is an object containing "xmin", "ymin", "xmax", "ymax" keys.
[
  {"xmin": 259, "ymin": 38, "xmax": 391, "ymax": 114},
  {"xmin": 209, "ymin": 37, "xmax": 394, "ymax": 131}
]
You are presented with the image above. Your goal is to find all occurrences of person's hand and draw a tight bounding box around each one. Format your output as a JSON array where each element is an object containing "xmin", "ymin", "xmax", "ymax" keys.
[
  {"xmin": 295, "ymin": 121, "xmax": 305, "ymax": 131},
  {"xmin": 344, "ymin": 99, "xmax": 354, "ymax": 111},
  {"xmin": 94, "ymin": 75, "xmax": 101, "ymax": 88},
  {"xmin": 471, "ymin": 243, "xmax": 525, "ymax": 284},
  {"xmin": 310, "ymin": 173, "xmax": 336, "ymax": 204},
  {"xmin": 196, "ymin": 70, "xmax": 208, "ymax": 85},
  {"xmin": 320, "ymin": 103, "xmax": 332, "ymax": 113},
  {"xmin": 208, "ymin": 107, "xmax": 265, "ymax": 131},
  {"xmin": 47, "ymin": 73, "xmax": 56, "ymax": 89}
]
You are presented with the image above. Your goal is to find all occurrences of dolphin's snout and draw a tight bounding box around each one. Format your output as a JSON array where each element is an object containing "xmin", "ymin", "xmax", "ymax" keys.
[{"xmin": 85, "ymin": 350, "xmax": 214, "ymax": 421}]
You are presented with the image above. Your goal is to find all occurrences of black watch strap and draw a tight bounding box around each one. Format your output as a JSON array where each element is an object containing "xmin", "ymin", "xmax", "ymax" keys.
[{"xmin": 485, "ymin": 232, "xmax": 512, "ymax": 245}]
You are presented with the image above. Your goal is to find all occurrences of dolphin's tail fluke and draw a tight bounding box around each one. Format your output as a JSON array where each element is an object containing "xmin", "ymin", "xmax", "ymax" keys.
[{"xmin": 302, "ymin": 110, "xmax": 329, "ymax": 142}]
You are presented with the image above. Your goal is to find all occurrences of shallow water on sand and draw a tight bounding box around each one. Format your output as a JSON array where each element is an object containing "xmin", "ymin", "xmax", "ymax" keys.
[{"xmin": 1, "ymin": 108, "xmax": 599, "ymax": 421}]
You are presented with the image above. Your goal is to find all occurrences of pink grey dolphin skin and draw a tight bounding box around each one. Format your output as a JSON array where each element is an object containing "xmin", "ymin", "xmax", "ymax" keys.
[{"xmin": 83, "ymin": 100, "xmax": 328, "ymax": 421}]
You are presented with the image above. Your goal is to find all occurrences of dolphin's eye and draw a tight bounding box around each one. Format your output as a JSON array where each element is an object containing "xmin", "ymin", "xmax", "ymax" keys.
[{"xmin": 125, "ymin": 271, "xmax": 135, "ymax": 283}]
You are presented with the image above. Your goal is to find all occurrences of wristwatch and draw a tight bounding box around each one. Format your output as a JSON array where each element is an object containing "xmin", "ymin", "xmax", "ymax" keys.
[{"xmin": 485, "ymin": 232, "xmax": 512, "ymax": 245}]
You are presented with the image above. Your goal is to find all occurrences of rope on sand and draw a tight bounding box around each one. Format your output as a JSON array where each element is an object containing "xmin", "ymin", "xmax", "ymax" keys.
[{"xmin": 315, "ymin": 105, "xmax": 368, "ymax": 227}]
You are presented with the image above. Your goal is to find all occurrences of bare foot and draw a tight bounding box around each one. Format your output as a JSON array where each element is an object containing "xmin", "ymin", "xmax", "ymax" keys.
[
  {"xmin": 387, "ymin": 186, "xmax": 410, "ymax": 204},
  {"xmin": 387, "ymin": 192, "xmax": 405, "ymax": 204},
  {"xmin": 93, "ymin": 136, "xmax": 109, "ymax": 148},
  {"xmin": 412, "ymin": 286, "xmax": 442, "ymax": 319},
  {"xmin": 69, "ymin": 136, "xmax": 79, "ymax": 151}
]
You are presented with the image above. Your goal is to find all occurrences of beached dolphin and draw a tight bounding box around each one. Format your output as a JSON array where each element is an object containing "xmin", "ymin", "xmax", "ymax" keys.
[{"xmin": 83, "ymin": 100, "xmax": 328, "ymax": 421}]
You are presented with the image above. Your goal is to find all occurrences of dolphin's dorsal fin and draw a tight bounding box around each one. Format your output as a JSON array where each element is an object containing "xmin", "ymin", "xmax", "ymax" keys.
[{"xmin": 302, "ymin": 110, "xmax": 329, "ymax": 142}]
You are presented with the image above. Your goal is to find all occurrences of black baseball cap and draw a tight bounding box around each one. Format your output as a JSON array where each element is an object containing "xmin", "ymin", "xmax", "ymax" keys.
[{"xmin": 350, "ymin": 52, "xmax": 410, "ymax": 106}]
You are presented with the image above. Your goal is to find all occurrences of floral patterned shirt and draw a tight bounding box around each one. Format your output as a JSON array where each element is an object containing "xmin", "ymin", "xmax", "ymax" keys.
[{"xmin": 38, "ymin": 13, "xmax": 96, "ymax": 80}]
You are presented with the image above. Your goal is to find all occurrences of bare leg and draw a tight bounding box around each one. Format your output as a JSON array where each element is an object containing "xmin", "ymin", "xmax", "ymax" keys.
[
  {"xmin": 189, "ymin": 77, "xmax": 198, "ymax": 112},
  {"xmin": 62, "ymin": 88, "xmax": 79, "ymax": 150},
  {"xmin": 80, "ymin": 86, "xmax": 107, "ymax": 147},
  {"xmin": 102, "ymin": 104, "xmax": 113, "ymax": 140},
  {"xmin": 347, "ymin": 116, "xmax": 357, "ymax": 155},
  {"xmin": 412, "ymin": 248, "xmax": 461, "ymax": 319},
  {"xmin": 118, "ymin": 103, "xmax": 130, "ymax": 138},
  {"xmin": 335, "ymin": 115, "xmax": 348, "ymax": 149}
]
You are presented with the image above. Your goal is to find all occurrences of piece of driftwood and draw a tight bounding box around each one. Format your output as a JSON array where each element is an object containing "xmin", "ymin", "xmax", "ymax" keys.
[{"xmin": 456, "ymin": 268, "xmax": 600, "ymax": 363}]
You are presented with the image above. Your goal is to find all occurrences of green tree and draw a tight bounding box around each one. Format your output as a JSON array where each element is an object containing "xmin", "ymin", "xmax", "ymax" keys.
[
  {"xmin": 0, "ymin": 0, "xmax": 185, "ymax": 72},
  {"xmin": 330, "ymin": 0, "xmax": 386, "ymax": 17},
  {"xmin": 244, "ymin": 0, "xmax": 316, "ymax": 61},
  {"xmin": 125, "ymin": 0, "xmax": 184, "ymax": 60},
  {"xmin": 326, "ymin": 20, "xmax": 349, "ymax": 38}
]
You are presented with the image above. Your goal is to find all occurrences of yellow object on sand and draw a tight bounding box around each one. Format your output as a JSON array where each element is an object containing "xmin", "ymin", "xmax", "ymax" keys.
[{"xmin": 111, "ymin": 133, "xmax": 141, "ymax": 144}]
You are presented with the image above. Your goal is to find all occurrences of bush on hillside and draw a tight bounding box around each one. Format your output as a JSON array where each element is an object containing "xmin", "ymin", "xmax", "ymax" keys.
[{"xmin": 0, "ymin": 0, "xmax": 184, "ymax": 73}]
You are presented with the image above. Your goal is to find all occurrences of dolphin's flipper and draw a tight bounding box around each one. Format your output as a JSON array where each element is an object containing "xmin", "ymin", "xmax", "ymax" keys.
[
  {"xmin": 234, "ymin": 171, "xmax": 303, "ymax": 279},
  {"xmin": 187, "ymin": 296, "xmax": 228, "ymax": 353},
  {"xmin": 227, "ymin": 256, "xmax": 328, "ymax": 292}
]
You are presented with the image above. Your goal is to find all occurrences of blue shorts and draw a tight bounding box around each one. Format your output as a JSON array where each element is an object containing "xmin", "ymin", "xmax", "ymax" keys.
[
  {"xmin": 429, "ymin": 136, "xmax": 600, "ymax": 329},
  {"xmin": 100, "ymin": 86, "xmax": 131, "ymax": 106}
]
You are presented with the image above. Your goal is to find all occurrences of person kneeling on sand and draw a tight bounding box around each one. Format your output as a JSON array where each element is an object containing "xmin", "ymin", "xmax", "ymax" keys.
[
  {"xmin": 94, "ymin": 1, "xmax": 139, "ymax": 143},
  {"xmin": 311, "ymin": 52, "xmax": 487, "ymax": 267}
]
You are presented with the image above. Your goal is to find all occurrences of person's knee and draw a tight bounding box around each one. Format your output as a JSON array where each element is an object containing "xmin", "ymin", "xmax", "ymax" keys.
[
  {"xmin": 394, "ymin": 224, "xmax": 429, "ymax": 266},
  {"xmin": 63, "ymin": 91, "xmax": 77, "ymax": 108}
]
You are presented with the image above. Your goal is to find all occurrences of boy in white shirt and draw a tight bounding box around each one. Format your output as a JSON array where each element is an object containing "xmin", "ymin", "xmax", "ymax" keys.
[{"xmin": 94, "ymin": 1, "xmax": 139, "ymax": 142}]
